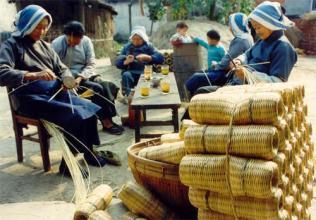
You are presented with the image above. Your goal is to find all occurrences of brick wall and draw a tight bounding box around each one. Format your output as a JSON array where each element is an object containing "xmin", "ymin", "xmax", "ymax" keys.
[{"xmin": 292, "ymin": 18, "xmax": 316, "ymax": 55}]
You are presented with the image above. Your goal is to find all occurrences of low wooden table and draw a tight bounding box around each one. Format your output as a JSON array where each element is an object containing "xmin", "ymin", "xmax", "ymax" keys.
[{"xmin": 131, "ymin": 73, "xmax": 181, "ymax": 142}]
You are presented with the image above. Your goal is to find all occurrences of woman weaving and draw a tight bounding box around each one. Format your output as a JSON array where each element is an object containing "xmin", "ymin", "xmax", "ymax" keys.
[{"xmin": 0, "ymin": 5, "xmax": 106, "ymax": 176}]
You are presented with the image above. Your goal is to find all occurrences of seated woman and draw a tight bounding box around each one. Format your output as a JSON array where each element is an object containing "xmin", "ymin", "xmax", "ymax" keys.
[
  {"xmin": 232, "ymin": 1, "xmax": 297, "ymax": 84},
  {"xmin": 115, "ymin": 26, "xmax": 164, "ymax": 96},
  {"xmin": 0, "ymin": 5, "xmax": 106, "ymax": 176},
  {"xmin": 185, "ymin": 12, "xmax": 254, "ymax": 96},
  {"xmin": 52, "ymin": 21, "xmax": 123, "ymax": 135}
]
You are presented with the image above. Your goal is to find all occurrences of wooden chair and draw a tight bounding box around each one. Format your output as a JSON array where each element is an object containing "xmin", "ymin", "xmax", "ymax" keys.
[{"xmin": 6, "ymin": 87, "xmax": 51, "ymax": 172}]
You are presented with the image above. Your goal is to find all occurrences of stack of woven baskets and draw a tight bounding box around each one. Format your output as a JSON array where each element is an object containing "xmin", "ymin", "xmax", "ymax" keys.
[{"xmin": 179, "ymin": 83, "xmax": 314, "ymax": 220}]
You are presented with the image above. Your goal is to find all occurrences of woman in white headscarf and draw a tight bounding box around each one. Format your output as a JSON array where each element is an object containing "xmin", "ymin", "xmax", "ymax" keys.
[{"xmin": 115, "ymin": 26, "xmax": 164, "ymax": 96}]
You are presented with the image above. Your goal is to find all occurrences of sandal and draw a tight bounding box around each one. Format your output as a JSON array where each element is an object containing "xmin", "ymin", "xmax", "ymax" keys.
[
  {"xmin": 102, "ymin": 124, "xmax": 123, "ymax": 135},
  {"xmin": 84, "ymin": 153, "xmax": 107, "ymax": 167},
  {"xmin": 98, "ymin": 150, "xmax": 121, "ymax": 166}
]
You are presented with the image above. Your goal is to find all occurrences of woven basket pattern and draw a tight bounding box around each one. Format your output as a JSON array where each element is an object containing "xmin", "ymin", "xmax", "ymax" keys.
[
  {"xmin": 138, "ymin": 141, "xmax": 186, "ymax": 165},
  {"xmin": 189, "ymin": 92, "xmax": 285, "ymax": 125},
  {"xmin": 189, "ymin": 188, "xmax": 285, "ymax": 219},
  {"xmin": 160, "ymin": 133, "xmax": 181, "ymax": 144},
  {"xmin": 184, "ymin": 125, "xmax": 279, "ymax": 160},
  {"xmin": 180, "ymin": 155, "xmax": 279, "ymax": 198}
]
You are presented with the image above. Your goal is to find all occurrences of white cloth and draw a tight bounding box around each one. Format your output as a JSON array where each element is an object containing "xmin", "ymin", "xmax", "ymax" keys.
[
  {"xmin": 170, "ymin": 33, "xmax": 193, "ymax": 43},
  {"xmin": 129, "ymin": 26, "xmax": 149, "ymax": 42}
]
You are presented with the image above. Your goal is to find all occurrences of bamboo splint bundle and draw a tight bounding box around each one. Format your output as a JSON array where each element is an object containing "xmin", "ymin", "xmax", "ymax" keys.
[
  {"xmin": 184, "ymin": 125, "xmax": 279, "ymax": 160},
  {"xmin": 88, "ymin": 211, "xmax": 112, "ymax": 220},
  {"xmin": 138, "ymin": 141, "xmax": 186, "ymax": 165},
  {"xmin": 189, "ymin": 92, "xmax": 285, "ymax": 125},
  {"xmin": 179, "ymin": 155, "xmax": 279, "ymax": 198},
  {"xmin": 189, "ymin": 188, "xmax": 286, "ymax": 220},
  {"xmin": 118, "ymin": 182, "xmax": 178, "ymax": 220},
  {"xmin": 74, "ymin": 184, "xmax": 113, "ymax": 220}
]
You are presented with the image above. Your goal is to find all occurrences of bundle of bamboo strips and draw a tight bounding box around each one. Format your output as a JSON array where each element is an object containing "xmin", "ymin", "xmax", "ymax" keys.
[{"xmin": 180, "ymin": 83, "xmax": 313, "ymax": 220}]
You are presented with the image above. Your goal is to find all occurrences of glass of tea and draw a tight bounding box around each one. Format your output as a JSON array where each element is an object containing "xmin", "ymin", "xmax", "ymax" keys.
[
  {"xmin": 161, "ymin": 65, "xmax": 169, "ymax": 75},
  {"xmin": 161, "ymin": 80, "xmax": 170, "ymax": 94},
  {"xmin": 140, "ymin": 82, "xmax": 150, "ymax": 96},
  {"xmin": 144, "ymin": 65, "xmax": 153, "ymax": 80}
]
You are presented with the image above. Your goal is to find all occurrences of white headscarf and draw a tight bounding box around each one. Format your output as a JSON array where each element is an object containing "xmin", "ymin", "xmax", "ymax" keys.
[{"xmin": 129, "ymin": 26, "xmax": 149, "ymax": 43}]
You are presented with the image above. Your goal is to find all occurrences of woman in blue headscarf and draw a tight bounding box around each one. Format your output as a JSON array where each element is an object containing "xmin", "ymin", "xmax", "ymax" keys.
[
  {"xmin": 0, "ymin": 5, "xmax": 106, "ymax": 175},
  {"xmin": 232, "ymin": 1, "xmax": 297, "ymax": 84},
  {"xmin": 185, "ymin": 12, "xmax": 254, "ymax": 96}
]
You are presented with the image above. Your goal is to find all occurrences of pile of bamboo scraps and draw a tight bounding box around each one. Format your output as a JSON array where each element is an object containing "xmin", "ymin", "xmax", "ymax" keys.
[{"xmin": 180, "ymin": 83, "xmax": 314, "ymax": 220}]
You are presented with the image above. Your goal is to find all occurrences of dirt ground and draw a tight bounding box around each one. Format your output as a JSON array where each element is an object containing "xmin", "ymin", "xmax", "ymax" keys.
[{"xmin": 0, "ymin": 56, "xmax": 315, "ymax": 219}]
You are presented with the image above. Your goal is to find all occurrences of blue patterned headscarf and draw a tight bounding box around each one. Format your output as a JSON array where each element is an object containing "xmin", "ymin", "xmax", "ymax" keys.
[
  {"xmin": 229, "ymin": 13, "xmax": 253, "ymax": 44},
  {"xmin": 248, "ymin": 1, "xmax": 293, "ymax": 31},
  {"xmin": 12, "ymin": 5, "xmax": 52, "ymax": 38}
]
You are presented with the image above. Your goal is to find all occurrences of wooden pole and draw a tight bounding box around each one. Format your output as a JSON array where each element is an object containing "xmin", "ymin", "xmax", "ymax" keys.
[
  {"xmin": 79, "ymin": 0, "xmax": 85, "ymax": 27},
  {"xmin": 128, "ymin": 0, "xmax": 132, "ymax": 34}
]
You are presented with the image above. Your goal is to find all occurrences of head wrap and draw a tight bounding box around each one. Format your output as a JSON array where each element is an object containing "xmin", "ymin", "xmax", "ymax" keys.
[
  {"xmin": 129, "ymin": 26, "xmax": 149, "ymax": 43},
  {"xmin": 248, "ymin": 1, "xmax": 294, "ymax": 31},
  {"xmin": 229, "ymin": 12, "xmax": 253, "ymax": 43},
  {"xmin": 12, "ymin": 4, "xmax": 52, "ymax": 38}
]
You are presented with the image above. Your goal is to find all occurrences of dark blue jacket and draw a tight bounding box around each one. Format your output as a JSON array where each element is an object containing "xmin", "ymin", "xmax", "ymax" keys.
[
  {"xmin": 115, "ymin": 42, "xmax": 164, "ymax": 74},
  {"xmin": 241, "ymin": 30, "xmax": 297, "ymax": 82}
]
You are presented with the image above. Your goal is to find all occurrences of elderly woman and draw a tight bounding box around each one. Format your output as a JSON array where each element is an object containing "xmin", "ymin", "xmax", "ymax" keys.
[
  {"xmin": 185, "ymin": 12, "xmax": 254, "ymax": 96},
  {"xmin": 52, "ymin": 21, "xmax": 123, "ymax": 135},
  {"xmin": 116, "ymin": 26, "xmax": 164, "ymax": 96},
  {"xmin": 232, "ymin": 1, "xmax": 297, "ymax": 84},
  {"xmin": 0, "ymin": 5, "xmax": 106, "ymax": 176}
]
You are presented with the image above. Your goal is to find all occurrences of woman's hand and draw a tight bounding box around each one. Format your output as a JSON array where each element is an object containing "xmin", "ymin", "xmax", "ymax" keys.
[
  {"xmin": 75, "ymin": 76, "xmax": 83, "ymax": 87},
  {"xmin": 136, "ymin": 54, "xmax": 152, "ymax": 62},
  {"xmin": 234, "ymin": 67, "xmax": 246, "ymax": 80},
  {"xmin": 24, "ymin": 69, "xmax": 57, "ymax": 81},
  {"xmin": 124, "ymin": 55, "xmax": 134, "ymax": 65}
]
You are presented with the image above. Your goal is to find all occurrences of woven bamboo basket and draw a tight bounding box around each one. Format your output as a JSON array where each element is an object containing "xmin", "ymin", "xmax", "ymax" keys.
[
  {"xmin": 118, "ymin": 182, "xmax": 178, "ymax": 220},
  {"xmin": 179, "ymin": 155, "xmax": 279, "ymax": 198},
  {"xmin": 184, "ymin": 125, "xmax": 279, "ymax": 160},
  {"xmin": 216, "ymin": 84, "xmax": 294, "ymax": 112},
  {"xmin": 189, "ymin": 92, "xmax": 285, "ymax": 125},
  {"xmin": 121, "ymin": 212, "xmax": 147, "ymax": 220},
  {"xmin": 179, "ymin": 119, "xmax": 199, "ymax": 139},
  {"xmin": 284, "ymin": 195, "xmax": 294, "ymax": 217},
  {"xmin": 127, "ymin": 138, "xmax": 196, "ymax": 215},
  {"xmin": 160, "ymin": 133, "xmax": 181, "ymax": 144},
  {"xmin": 189, "ymin": 188, "xmax": 285, "ymax": 220},
  {"xmin": 88, "ymin": 211, "xmax": 112, "ymax": 220},
  {"xmin": 138, "ymin": 141, "xmax": 186, "ymax": 165},
  {"xmin": 279, "ymin": 175, "xmax": 290, "ymax": 196},
  {"xmin": 197, "ymin": 209, "xmax": 249, "ymax": 220},
  {"xmin": 274, "ymin": 153, "xmax": 287, "ymax": 177}
]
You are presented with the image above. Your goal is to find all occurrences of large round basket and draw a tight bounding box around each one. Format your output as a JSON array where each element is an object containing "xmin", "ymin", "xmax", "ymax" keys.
[{"xmin": 127, "ymin": 138, "xmax": 196, "ymax": 216}]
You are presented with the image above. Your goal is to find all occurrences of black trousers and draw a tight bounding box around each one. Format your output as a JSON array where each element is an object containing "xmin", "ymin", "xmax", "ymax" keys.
[{"xmin": 79, "ymin": 79, "xmax": 119, "ymax": 121}]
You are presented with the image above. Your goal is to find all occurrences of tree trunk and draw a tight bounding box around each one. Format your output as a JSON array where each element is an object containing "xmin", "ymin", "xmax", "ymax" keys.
[
  {"xmin": 128, "ymin": 2, "xmax": 132, "ymax": 34},
  {"xmin": 150, "ymin": 21, "xmax": 154, "ymax": 36},
  {"xmin": 210, "ymin": 0, "xmax": 217, "ymax": 20}
]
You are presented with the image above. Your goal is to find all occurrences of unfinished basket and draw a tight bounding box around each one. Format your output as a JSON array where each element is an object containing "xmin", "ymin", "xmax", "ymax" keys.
[
  {"xmin": 138, "ymin": 141, "xmax": 186, "ymax": 165},
  {"xmin": 160, "ymin": 133, "xmax": 181, "ymax": 143},
  {"xmin": 184, "ymin": 125, "xmax": 279, "ymax": 160},
  {"xmin": 118, "ymin": 182, "xmax": 177, "ymax": 220},
  {"xmin": 189, "ymin": 188, "xmax": 285, "ymax": 220},
  {"xmin": 179, "ymin": 155, "xmax": 279, "ymax": 198},
  {"xmin": 189, "ymin": 92, "xmax": 285, "ymax": 125},
  {"xmin": 127, "ymin": 138, "xmax": 196, "ymax": 214},
  {"xmin": 179, "ymin": 119, "xmax": 199, "ymax": 139}
]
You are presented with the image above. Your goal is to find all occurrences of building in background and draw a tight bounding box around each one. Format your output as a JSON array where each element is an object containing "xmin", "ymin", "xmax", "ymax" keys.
[{"xmin": 8, "ymin": 0, "xmax": 118, "ymax": 57}]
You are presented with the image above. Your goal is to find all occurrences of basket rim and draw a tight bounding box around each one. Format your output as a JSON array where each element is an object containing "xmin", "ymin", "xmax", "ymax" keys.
[{"xmin": 127, "ymin": 138, "xmax": 180, "ymax": 177}]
